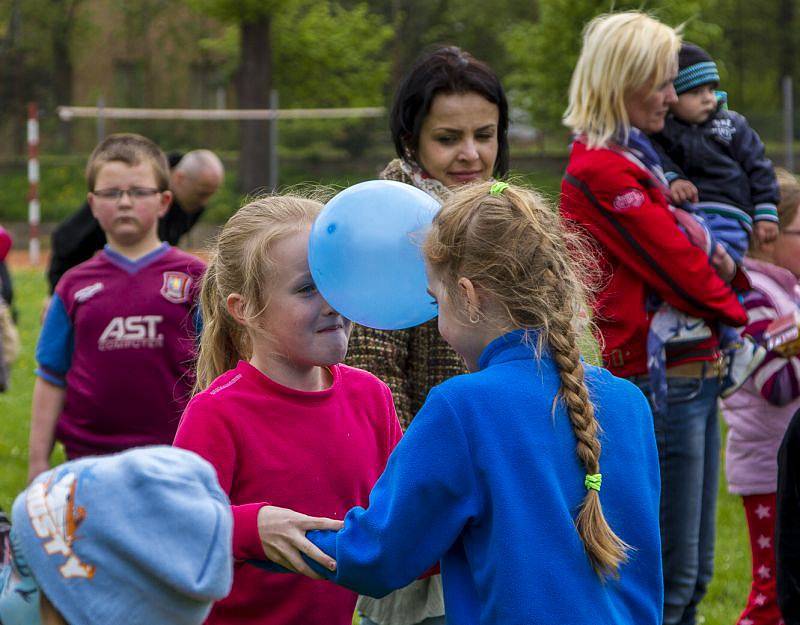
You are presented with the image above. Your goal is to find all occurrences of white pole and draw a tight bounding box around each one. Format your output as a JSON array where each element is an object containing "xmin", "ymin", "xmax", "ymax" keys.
[
  {"xmin": 27, "ymin": 102, "xmax": 40, "ymax": 265},
  {"xmin": 97, "ymin": 95, "xmax": 105, "ymax": 142},
  {"xmin": 57, "ymin": 105, "xmax": 385, "ymax": 121},
  {"xmin": 783, "ymin": 75, "xmax": 794, "ymax": 172},
  {"xmin": 269, "ymin": 90, "xmax": 279, "ymax": 191}
]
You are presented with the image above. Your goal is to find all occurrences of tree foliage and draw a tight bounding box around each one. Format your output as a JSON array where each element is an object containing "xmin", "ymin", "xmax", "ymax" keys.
[
  {"xmin": 195, "ymin": 1, "xmax": 392, "ymax": 108},
  {"xmin": 0, "ymin": 0, "xmax": 796, "ymax": 159},
  {"xmin": 503, "ymin": 0, "xmax": 723, "ymax": 132},
  {"xmin": 273, "ymin": 3, "xmax": 392, "ymax": 107}
]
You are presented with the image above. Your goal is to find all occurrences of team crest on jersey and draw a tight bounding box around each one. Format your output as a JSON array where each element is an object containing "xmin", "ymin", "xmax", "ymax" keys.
[
  {"xmin": 160, "ymin": 272, "xmax": 192, "ymax": 304},
  {"xmin": 25, "ymin": 471, "xmax": 95, "ymax": 579},
  {"xmin": 612, "ymin": 188, "xmax": 645, "ymax": 212},
  {"xmin": 74, "ymin": 282, "xmax": 104, "ymax": 303}
]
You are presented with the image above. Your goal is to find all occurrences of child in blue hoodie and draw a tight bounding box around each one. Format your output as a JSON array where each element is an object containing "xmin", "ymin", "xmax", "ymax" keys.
[{"xmin": 252, "ymin": 182, "xmax": 664, "ymax": 625}]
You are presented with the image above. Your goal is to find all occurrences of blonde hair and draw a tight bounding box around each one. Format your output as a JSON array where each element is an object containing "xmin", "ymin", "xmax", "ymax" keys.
[
  {"xmin": 423, "ymin": 181, "xmax": 629, "ymax": 578},
  {"xmin": 85, "ymin": 133, "xmax": 170, "ymax": 191},
  {"xmin": 564, "ymin": 11, "xmax": 681, "ymax": 149},
  {"xmin": 195, "ymin": 195, "xmax": 322, "ymax": 392},
  {"xmin": 776, "ymin": 168, "xmax": 800, "ymax": 230}
]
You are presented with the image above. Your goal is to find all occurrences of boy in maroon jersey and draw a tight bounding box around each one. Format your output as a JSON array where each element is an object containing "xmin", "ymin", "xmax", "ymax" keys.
[{"xmin": 28, "ymin": 134, "xmax": 206, "ymax": 482}]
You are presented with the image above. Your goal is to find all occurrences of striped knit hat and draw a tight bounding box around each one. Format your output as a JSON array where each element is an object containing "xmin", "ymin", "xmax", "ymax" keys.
[{"xmin": 674, "ymin": 43, "xmax": 719, "ymax": 95}]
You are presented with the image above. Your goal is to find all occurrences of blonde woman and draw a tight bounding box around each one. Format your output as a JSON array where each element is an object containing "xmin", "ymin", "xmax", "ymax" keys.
[{"xmin": 560, "ymin": 12, "xmax": 748, "ymax": 625}]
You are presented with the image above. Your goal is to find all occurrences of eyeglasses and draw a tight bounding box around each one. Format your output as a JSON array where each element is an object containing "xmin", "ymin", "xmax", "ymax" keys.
[{"xmin": 92, "ymin": 187, "xmax": 162, "ymax": 202}]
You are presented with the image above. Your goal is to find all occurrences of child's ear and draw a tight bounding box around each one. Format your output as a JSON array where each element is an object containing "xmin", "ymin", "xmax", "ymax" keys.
[
  {"xmin": 157, "ymin": 190, "xmax": 173, "ymax": 218},
  {"xmin": 87, "ymin": 192, "xmax": 98, "ymax": 218},
  {"xmin": 225, "ymin": 293, "xmax": 247, "ymax": 326},
  {"xmin": 457, "ymin": 277, "xmax": 481, "ymax": 317}
]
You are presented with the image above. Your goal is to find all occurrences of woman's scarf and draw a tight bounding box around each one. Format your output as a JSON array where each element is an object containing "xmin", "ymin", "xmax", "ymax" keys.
[
  {"xmin": 617, "ymin": 127, "xmax": 671, "ymax": 190},
  {"xmin": 380, "ymin": 158, "xmax": 452, "ymax": 203}
]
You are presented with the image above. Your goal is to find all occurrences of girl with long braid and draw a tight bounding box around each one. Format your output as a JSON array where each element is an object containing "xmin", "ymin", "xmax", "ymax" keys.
[{"xmin": 255, "ymin": 182, "xmax": 663, "ymax": 624}]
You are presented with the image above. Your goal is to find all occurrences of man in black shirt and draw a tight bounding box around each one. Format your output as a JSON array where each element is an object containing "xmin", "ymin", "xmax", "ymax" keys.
[{"xmin": 47, "ymin": 149, "xmax": 224, "ymax": 292}]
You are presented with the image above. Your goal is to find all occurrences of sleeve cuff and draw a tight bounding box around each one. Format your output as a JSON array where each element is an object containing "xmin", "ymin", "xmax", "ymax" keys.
[
  {"xmin": 34, "ymin": 367, "xmax": 66, "ymax": 387},
  {"xmin": 665, "ymin": 171, "xmax": 682, "ymax": 182},
  {"xmin": 232, "ymin": 502, "xmax": 269, "ymax": 560},
  {"xmin": 754, "ymin": 204, "xmax": 779, "ymax": 222}
]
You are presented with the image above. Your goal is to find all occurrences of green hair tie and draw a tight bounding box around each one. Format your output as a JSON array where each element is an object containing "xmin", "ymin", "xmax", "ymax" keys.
[
  {"xmin": 489, "ymin": 181, "xmax": 509, "ymax": 196},
  {"xmin": 584, "ymin": 473, "xmax": 602, "ymax": 492}
]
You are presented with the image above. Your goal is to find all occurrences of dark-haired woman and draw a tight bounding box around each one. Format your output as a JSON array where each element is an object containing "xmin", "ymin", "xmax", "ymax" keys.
[{"xmin": 345, "ymin": 45, "xmax": 509, "ymax": 625}]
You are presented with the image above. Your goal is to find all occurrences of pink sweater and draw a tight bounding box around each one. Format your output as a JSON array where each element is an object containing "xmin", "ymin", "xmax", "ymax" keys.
[
  {"xmin": 722, "ymin": 257, "xmax": 800, "ymax": 495},
  {"xmin": 174, "ymin": 360, "xmax": 402, "ymax": 625}
]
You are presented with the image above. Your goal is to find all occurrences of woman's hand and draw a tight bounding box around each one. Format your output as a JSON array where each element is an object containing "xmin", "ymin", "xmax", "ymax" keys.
[
  {"xmin": 257, "ymin": 505, "xmax": 343, "ymax": 580},
  {"xmin": 711, "ymin": 243, "xmax": 736, "ymax": 283}
]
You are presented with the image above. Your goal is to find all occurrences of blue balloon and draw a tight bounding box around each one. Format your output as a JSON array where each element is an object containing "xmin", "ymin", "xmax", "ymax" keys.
[{"xmin": 308, "ymin": 180, "xmax": 440, "ymax": 330}]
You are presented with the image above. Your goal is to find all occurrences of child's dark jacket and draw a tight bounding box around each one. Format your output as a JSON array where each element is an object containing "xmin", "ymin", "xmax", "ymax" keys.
[{"xmin": 653, "ymin": 107, "xmax": 779, "ymax": 226}]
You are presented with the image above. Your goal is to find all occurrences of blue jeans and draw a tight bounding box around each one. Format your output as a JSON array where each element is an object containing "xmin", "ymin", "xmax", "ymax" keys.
[{"xmin": 629, "ymin": 374, "xmax": 721, "ymax": 625}]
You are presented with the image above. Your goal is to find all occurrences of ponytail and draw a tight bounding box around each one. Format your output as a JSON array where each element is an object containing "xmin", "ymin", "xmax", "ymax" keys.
[{"xmin": 194, "ymin": 256, "xmax": 248, "ymax": 393}]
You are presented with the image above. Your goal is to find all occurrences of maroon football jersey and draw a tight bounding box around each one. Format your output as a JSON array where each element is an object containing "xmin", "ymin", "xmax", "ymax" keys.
[{"xmin": 37, "ymin": 244, "xmax": 206, "ymax": 458}]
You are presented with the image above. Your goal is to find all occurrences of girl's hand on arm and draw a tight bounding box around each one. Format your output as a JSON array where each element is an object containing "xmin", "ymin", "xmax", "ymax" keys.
[{"xmin": 257, "ymin": 505, "xmax": 343, "ymax": 580}]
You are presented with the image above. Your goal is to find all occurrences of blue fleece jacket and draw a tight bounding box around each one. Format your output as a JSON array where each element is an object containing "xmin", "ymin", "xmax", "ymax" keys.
[{"xmin": 256, "ymin": 331, "xmax": 663, "ymax": 624}]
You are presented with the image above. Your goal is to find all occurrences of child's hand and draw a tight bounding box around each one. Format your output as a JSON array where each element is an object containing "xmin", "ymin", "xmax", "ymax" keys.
[
  {"xmin": 754, "ymin": 221, "xmax": 779, "ymax": 245},
  {"xmin": 669, "ymin": 179, "xmax": 699, "ymax": 204},
  {"xmin": 257, "ymin": 505, "xmax": 343, "ymax": 579},
  {"xmin": 710, "ymin": 243, "xmax": 736, "ymax": 282}
]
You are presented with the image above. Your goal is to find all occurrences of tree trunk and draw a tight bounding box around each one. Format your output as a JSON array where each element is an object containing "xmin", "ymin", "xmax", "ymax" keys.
[
  {"xmin": 52, "ymin": 1, "xmax": 78, "ymax": 151},
  {"xmin": 237, "ymin": 16, "xmax": 272, "ymax": 194}
]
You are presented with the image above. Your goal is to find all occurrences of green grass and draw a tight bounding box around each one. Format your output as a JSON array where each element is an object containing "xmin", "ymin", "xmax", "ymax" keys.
[{"xmin": 0, "ymin": 267, "xmax": 750, "ymax": 622}]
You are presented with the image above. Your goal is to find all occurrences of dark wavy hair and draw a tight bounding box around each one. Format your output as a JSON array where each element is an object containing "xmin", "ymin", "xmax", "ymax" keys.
[{"xmin": 390, "ymin": 46, "xmax": 510, "ymax": 178}]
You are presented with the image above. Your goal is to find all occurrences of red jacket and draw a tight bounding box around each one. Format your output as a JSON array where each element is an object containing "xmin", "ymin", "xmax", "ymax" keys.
[{"xmin": 561, "ymin": 140, "xmax": 747, "ymax": 378}]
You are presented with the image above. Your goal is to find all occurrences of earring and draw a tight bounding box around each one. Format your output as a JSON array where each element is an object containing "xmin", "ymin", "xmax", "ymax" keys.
[{"xmin": 468, "ymin": 309, "xmax": 480, "ymax": 324}]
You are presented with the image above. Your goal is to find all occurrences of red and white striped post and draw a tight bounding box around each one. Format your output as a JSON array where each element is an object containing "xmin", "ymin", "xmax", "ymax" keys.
[{"xmin": 27, "ymin": 102, "xmax": 40, "ymax": 265}]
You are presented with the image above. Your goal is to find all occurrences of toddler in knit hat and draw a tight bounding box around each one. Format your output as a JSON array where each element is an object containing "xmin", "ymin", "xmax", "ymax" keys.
[
  {"xmin": 651, "ymin": 41, "xmax": 780, "ymax": 398},
  {"xmin": 0, "ymin": 446, "xmax": 233, "ymax": 625}
]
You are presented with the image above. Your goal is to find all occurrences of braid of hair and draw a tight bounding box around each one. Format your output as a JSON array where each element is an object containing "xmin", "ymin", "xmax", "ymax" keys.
[
  {"xmin": 426, "ymin": 180, "xmax": 628, "ymax": 578},
  {"xmin": 545, "ymin": 282, "xmax": 630, "ymax": 578}
]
